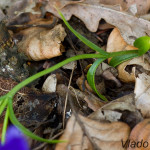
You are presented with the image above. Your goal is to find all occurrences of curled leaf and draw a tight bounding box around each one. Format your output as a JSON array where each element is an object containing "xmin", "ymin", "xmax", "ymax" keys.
[
  {"xmin": 87, "ymin": 58, "xmax": 107, "ymax": 101},
  {"xmin": 18, "ymin": 24, "xmax": 66, "ymax": 61}
]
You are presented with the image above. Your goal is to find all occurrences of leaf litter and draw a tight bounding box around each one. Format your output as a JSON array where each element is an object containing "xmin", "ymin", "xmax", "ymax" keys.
[{"xmin": 0, "ymin": 0, "xmax": 150, "ymax": 149}]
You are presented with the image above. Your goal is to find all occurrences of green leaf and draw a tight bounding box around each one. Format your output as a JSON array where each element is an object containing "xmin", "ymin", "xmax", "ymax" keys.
[
  {"xmin": 108, "ymin": 50, "xmax": 138, "ymax": 57},
  {"xmin": 8, "ymin": 99, "xmax": 66, "ymax": 144},
  {"xmin": 109, "ymin": 52, "xmax": 139, "ymax": 67},
  {"xmin": 87, "ymin": 58, "xmax": 107, "ymax": 101},
  {"xmin": 0, "ymin": 98, "xmax": 8, "ymax": 116},
  {"xmin": 56, "ymin": 8, "xmax": 108, "ymax": 56},
  {"xmin": 1, "ymin": 106, "xmax": 9, "ymax": 144},
  {"xmin": 134, "ymin": 36, "xmax": 150, "ymax": 55}
]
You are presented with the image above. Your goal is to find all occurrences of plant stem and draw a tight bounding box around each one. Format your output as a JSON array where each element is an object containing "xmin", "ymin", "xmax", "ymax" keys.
[
  {"xmin": 0, "ymin": 98, "xmax": 8, "ymax": 115},
  {"xmin": 1, "ymin": 107, "xmax": 9, "ymax": 144},
  {"xmin": 8, "ymin": 54, "xmax": 106, "ymax": 97}
]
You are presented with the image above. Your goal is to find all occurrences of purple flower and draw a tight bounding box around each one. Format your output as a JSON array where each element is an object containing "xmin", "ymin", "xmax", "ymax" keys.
[{"xmin": 0, "ymin": 126, "xmax": 29, "ymax": 150}]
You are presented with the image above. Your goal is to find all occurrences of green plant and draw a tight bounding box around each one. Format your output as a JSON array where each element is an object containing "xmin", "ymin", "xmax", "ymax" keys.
[{"xmin": 0, "ymin": 9, "xmax": 150, "ymax": 144}]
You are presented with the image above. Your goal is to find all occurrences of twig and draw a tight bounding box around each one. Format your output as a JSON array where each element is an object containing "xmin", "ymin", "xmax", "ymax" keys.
[{"xmin": 63, "ymin": 65, "xmax": 76, "ymax": 129}]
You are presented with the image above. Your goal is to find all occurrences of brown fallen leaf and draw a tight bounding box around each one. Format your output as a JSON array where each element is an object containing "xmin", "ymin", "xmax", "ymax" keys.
[
  {"xmin": 128, "ymin": 119, "xmax": 150, "ymax": 150},
  {"xmin": 89, "ymin": 94, "xmax": 136, "ymax": 122},
  {"xmin": 46, "ymin": 0, "xmax": 150, "ymax": 45},
  {"xmin": 89, "ymin": 93, "xmax": 143, "ymax": 129},
  {"xmin": 55, "ymin": 114, "xmax": 131, "ymax": 150},
  {"xmin": 107, "ymin": 28, "xmax": 150, "ymax": 83},
  {"xmin": 134, "ymin": 73, "xmax": 150, "ymax": 118},
  {"xmin": 18, "ymin": 24, "xmax": 66, "ymax": 61},
  {"xmin": 7, "ymin": 0, "xmax": 41, "ymax": 20},
  {"xmin": 125, "ymin": 0, "xmax": 150, "ymax": 15},
  {"xmin": 69, "ymin": 86, "xmax": 106, "ymax": 111},
  {"xmin": 57, "ymin": 84, "xmax": 106, "ymax": 112},
  {"xmin": 102, "ymin": 69, "xmax": 122, "ymax": 87},
  {"xmin": 99, "ymin": 0, "xmax": 150, "ymax": 15},
  {"xmin": 45, "ymin": 0, "xmax": 84, "ymax": 9}
]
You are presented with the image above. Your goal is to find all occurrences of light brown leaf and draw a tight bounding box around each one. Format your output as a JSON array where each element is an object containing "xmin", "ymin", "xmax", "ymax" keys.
[
  {"xmin": 98, "ymin": 0, "xmax": 150, "ymax": 15},
  {"xmin": 89, "ymin": 94, "xmax": 137, "ymax": 122},
  {"xmin": 128, "ymin": 119, "xmax": 150, "ymax": 150},
  {"xmin": 46, "ymin": 0, "xmax": 150, "ymax": 45},
  {"xmin": 125, "ymin": 0, "xmax": 150, "ymax": 15},
  {"xmin": 55, "ymin": 114, "xmax": 130, "ymax": 150},
  {"xmin": 18, "ymin": 24, "xmax": 66, "ymax": 61},
  {"xmin": 134, "ymin": 73, "xmax": 150, "ymax": 118}
]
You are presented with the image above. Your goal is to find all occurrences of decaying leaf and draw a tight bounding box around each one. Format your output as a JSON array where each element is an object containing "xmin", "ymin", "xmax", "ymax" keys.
[
  {"xmin": 46, "ymin": 0, "xmax": 150, "ymax": 45},
  {"xmin": 134, "ymin": 73, "xmax": 150, "ymax": 118},
  {"xmin": 125, "ymin": 0, "xmax": 150, "ymax": 15},
  {"xmin": 42, "ymin": 74, "xmax": 57, "ymax": 93},
  {"xmin": 89, "ymin": 93, "xmax": 143, "ymax": 128},
  {"xmin": 45, "ymin": 0, "xmax": 84, "ymax": 10},
  {"xmin": 99, "ymin": 0, "xmax": 150, "ymax": 15},
  {"xmin": 6, "ymin": 0, "xmax": 41, "ymax": 21},
  {"xmin": 56, "ymin": 114, "xmax": 130, "ymax": 150},
  {"xmin": 18, "ymin": 24, "xmax": 66, "ymax": 61},
  {"xmin": 69, "ymin": 86, "xmax": 106, "ymax": 111},
  {"xmin": 102, "ymin": 69, "xmax": 121, "ymax": 87},
  {"xmin": 89, "ymin": 94, "xmax": 135, "ymax": 122},
  {"xmin": 107, "ymin": 28, "xmax": 150, "ymax": 82}
]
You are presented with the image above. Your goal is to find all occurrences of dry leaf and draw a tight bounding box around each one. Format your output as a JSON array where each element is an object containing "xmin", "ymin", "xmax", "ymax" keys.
[
  {"xmin": 102, "ymin": 69, "xmax": 121, "ymax": 87},
  {"xmin": 56, "ymin": 114, "xmax": 130, "ymax": 150},
  {"xmin": 96, "ymin": 62, "xmax": 121, "ymax": 86},
  {"xmin": 45, "ymin": 0, "xmax": 84, "ymax": 9},
  {"xmin": 134, "ymin": 73, "xmax": 150, "ymax": 118},
  {"xmin": 46, "ymin": 0, "xmax": 150, "ymax": 45},
  {"xmin": 69, "ymin": 86, "xmax": 106, "ymax": 111},
  {"xmin": 18, "ymin": 24, "xmax": 66, "ymax": 61},
  {"xmin": 125, "ymin": 0, "xmax": 150, "ymax": 15},
  {"xmin": 89, "ymin": 93, "xmax": 143, "ymax": 128},
  {"xmin": 128, "ymin": 119, "xmax": 150, "ymax": 150},
  {"xmin": 7, "ymin": 0, "xmax": 41, "ymax": 19},
  {"xmin": 42, "ymin": 74, "xmax": 57, "ymax": 93},
  {"xmin": 99, "ymin": 0, "xmax": 150, "ymax": 15},
  {"xmin": 89, "ymin": 94, "xmax": 136, "ymax": 122},
  {"xmin": 107, "ymin": 28, "xmax": 150, "ymax": 83}
]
